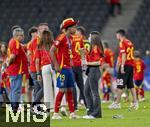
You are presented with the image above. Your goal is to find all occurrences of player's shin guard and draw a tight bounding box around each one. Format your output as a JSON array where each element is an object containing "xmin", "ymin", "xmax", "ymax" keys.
[
  {"xmin": 66, "ymin": 90, "xmax": 74, "ymax": 113},
  {"xmin": 54, "ymin": 91, "xmax": 64, "ymax": 113}
]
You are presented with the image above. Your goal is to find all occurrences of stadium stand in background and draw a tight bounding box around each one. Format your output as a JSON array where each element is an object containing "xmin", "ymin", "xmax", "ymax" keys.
[
  {"xmin": 0, "ymin": 0, "xmax": 109, "ymax": 42},
  {"xmin": 127, "ymin": 0, "xmax": 150, "ymax": 54}
]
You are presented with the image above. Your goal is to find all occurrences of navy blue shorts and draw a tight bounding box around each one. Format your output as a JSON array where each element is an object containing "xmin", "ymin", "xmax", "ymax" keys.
[
  {"xmin": 134, "ymin": 80, "xmax": 143, "ymax": 87},
  {"xmin": 57, "ymin": 68, "xmax": 75, "ymax": 88}
]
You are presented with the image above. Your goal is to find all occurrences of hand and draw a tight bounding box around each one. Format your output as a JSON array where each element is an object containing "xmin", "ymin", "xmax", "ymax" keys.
[
  {"xmin": 37, "ymin": 74, "xmax": 42, "ymax": 81},
  {"xmin": 55, "ymin": 63, "xmax": 61, "ymax": 72},
  {"xmin": 120, "ymin": 66, "xmax": 125, "ymax": 74}
]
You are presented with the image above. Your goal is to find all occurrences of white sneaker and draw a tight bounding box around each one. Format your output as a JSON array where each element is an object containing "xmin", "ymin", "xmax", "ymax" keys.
[
  {"xmin": 109, "ymin": 102, "xmax": 121, "ymax": 109},
  {"xmin": 50, "ymin": 109, "xmax": 54, "ymax": 113},
  {"xmin": 102, "ymin": 100, "xmax": 106, "ymax": 103},
  {"xmin": 83, "ymin": 115, "xmax": 95, "ymax": 119},
  {"xmin": 60, "ymin": 107, "xmax": 68, "ymax": 116},
  {"xmin": 130, "ymin": 102, "xmax": 139, "ymax": 110},
  {"xmin": 51, "ymin": 113, "xmax": 62, "ymax": 120},
  {"xmin": 69, "ymin": 112, "xmax": 80, "ymax": 119},
  {"xmin": 80, "ymin": 99, "xmax": 84, "ymax": 105},
  {"xmin": 139, "ymin": 98, "xmax": 145, "ymax": 102}
]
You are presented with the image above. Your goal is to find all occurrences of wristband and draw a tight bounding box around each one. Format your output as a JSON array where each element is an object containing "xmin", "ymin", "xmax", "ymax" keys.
[{"xmin": 121, "ymin": 65, "xmax": 124, "ymax": 68}]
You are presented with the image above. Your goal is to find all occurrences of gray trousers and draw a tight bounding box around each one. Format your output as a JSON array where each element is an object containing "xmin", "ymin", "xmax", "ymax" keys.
[{"xmin": 84, "ymin": 67, "xmax": 102, "ymax": 118}]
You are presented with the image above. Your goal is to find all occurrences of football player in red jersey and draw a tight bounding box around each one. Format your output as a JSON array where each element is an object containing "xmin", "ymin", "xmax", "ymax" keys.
[
  {"xmin": 109, "ymin": 29, "xmax": 138, "ymax": 110},
  {"xmin": 71, "ymin": 29, "xmax": 87, "ymax": 110},
  {"xmin": 103, "ymin": 42, "xmax": 115, "ymax": 100},
  {"xmin": 50, "ymin": 18, "xmax": 80, "ymax": 119},
  {"xmin": 26, "ymin": 26, "xmax": 38, "ymax": 103},
  {"xmin": 133, "ymin": 50, "xmax": 146, "ymax": 101},
  {"xmin": 101, "ymin": 64, "xmax": 112, "ymax": 103},
  {"xmin": 0, "ymin": 43, "xmax": 10, "ymax": 104}
]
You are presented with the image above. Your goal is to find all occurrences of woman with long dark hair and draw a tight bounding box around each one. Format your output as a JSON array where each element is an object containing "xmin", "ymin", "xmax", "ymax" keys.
[
  {"xmin": 83, "ymin": 31, "xmax": 104, "ymax": 119},
  {"xmin": 35, "ymin": 30, "xmax": 54, "ymax": 111}
]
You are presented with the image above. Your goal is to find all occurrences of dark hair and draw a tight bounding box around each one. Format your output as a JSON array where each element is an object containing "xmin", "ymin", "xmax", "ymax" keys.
[
  {"xmin": 116, "ymin": 29, "xmax": 126, "ymax": 36},
  {"xmin": 134, "ymin": 50, "xmax": 141, "ymax": 58},
  {"xmin": 103, "ymin": 42, "xmax": 109, "ymax": 48},
  {"xmin": 28, "ymin": 26, "xmax": 38, "ymax": 37},
  {"xmin": 90, "ymin": 31, "xmax": 104, "ymax": 54},
  {"xmin": 38, "ymin": 30, "xmax": 54, "ymax": 51},
  {"xmin": 38, "ymin": 23, "xmax": 48, "ymax": 27},
  {"xmin": 77, "ymin": 26, "xmax": 86, "ymax": 35},
  {"xmin": 11, "ymin": 25, "xmax": 21, "ymax": 32}
]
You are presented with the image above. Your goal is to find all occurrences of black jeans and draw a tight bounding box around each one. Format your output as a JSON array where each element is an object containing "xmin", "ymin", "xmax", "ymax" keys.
[
  {"xmin": 72, "ymin": 66, "xmax": 87, "ymax": 109},
  {"xmin": 84, "ymin": 67, "xmax": 102, "ymax": 118}
]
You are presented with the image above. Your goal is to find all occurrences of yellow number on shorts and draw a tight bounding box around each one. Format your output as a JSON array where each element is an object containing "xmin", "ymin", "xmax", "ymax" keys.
[
  {"xmin": 127, "ymin": 47, "xmax": 134, "ymax": 60},
  {"xmin": 60, "ymin": 74, "xmax": 65, "ymax": 82}
]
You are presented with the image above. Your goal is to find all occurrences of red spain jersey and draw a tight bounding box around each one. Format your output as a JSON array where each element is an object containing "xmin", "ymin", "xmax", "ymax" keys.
[
  {"xmin": 118, "ymin": 39, "xmax": 134, "ymax": 66},
  {"xmin": 87, "ymin": 45, "xmax": 103, "ymax": 63},
  {"xmin": 35, "ymin": 46, "xmax": 51, "ymax": 67},
  {"xmin": 102, "ymin": 71, "xmax": 111, "ymax": 87},
  {"xmin": 71, "ymin": 34, "xmax": 84, "ymax": 66},
  {"xmin": 133, "ymin": 58, "xmax": 145, "ymax": 80},
  {"xmin": 104, "ymin": 48, "xmax": 114, "ymax": 67},
  {"xmin": 27, "ymin": 36, "xmax": 40, "ymax": 72},
  {"xmin": 54, "ymin": 33, "xmax": 72, "ymax": 68},
  {"xmin": 7, "ymin": 38, "xmax": 24, "ymax": 76},
  {"xmin": 0, "ymin": 71, "xmax": 10, "ymax": 88},
  {"xmin": 21, "ymin": 45, "xmax": 29, "ymax": 78}
]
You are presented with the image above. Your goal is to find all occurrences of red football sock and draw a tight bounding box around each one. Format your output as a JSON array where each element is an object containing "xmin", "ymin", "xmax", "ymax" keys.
[
  {"xmin": 66, "ymin": 90, "xmax": 74, "ymax": 113},
  {"xmin": 139, "ymin": 88, "xmax": 145, "ymax": 98},
  {"xmin": 54, "ymin": 91, "xmax": 64, "ymax": 113},
  {"xmin": 106, "ymin": 93, "xmax": 110, "ymax": 101},
  {"xmin": 103, "ymin": 93, "xmax": 107, "ymax": 100},
  {"xmin": 135, "ymin": 88, "xmax": 139, "ymax": 100}
]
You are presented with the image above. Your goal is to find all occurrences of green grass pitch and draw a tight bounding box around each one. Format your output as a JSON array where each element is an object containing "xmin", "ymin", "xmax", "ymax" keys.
[
  {"xmin": 51, "ymin": 92, "xmax": 150, "ymax": 127},
  {"xmin": 0, "ymin": 92, "xmax": 150, "ymax": 127}
]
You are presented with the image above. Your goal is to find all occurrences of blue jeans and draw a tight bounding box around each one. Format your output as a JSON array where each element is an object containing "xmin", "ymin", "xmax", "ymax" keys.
[
  {"xmin": 9, "ymin": 74, "xmax": 22, "ymax": 108},
  {"xmin": 30, "ymin": 72, "xmax": 43, "ymax": 103}
]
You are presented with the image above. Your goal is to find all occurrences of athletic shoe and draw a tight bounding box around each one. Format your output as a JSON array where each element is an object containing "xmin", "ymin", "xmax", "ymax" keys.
[
  {"xmin": 69, "ymin": 112, "xmax": 80, "ymax": 119},
  {"xmin": 51, "ymin": 113, "xmax": 62, "ymax": 120},
  {"xmin": 83, "ymin": 115, "xmax": 95, "ymax": 119},
  {"xmin": 80, "ymin": 99, "xmax": 84, "ymax": 105},
  {"xmin": 130, "ymin": 102, "xmax": 139, "ymax": 110},
  {"xmin": 60, "ymin": 107, "xmax": 68, "ymax": 116},
  {"xmin": 109, "ymin": 102, "xmax": 121, "ymax": 109},
  {"xmin": 139, "ymin": 98, "xmax": 145, "ymax": 102},
  {"xmin": 50, "ymin": 109, "xmax": 54, "ymax": 113}
]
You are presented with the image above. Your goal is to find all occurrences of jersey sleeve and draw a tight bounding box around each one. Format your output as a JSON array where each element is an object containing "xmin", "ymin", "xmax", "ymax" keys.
[
  {"xmin": 119, "ymin": 42, "xmax": 126, "ymax": 54},
  {"xmin": 9, "ymin": 40, "xmax": 20, "ymax": 56},
  {"xmin": 34, "ymin": 49, "xmax": 40, "ymax": 59},
  {"xmin": 54, "ymin": 34, "xmax": 65, "ymax": 48}
]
